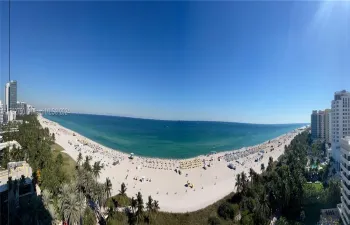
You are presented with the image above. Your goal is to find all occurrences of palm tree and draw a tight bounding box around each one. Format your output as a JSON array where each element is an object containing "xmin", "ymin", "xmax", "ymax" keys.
[
  {"xmin": 105, "ymin": 177, "xmax": 112, "ymax": 199},
  {"xmin": 136, "ymin": 192, "xmax": 144, "ymax": 223},
  {"xmin": 249, "ymin": 168, "xmax": 259, "ymax": 187},
  {"xmin": 106, "ymin": 206, "xmax": 115, "ymax": 222},
  {"xmin": 275, "ymin": 217, "xmax": 289, "ymax": 225},
  {"xmin": 241, "ymin": 172, "xmax": 248, "ymax": 192},
  {"xmin": 258, "ymin": 191, "xmax": 271, "ymax": 217},
  {"xmin": 83, "ymin": 156, "xmax": 92, "ymax": 172},
  {"xmin": 59, "ymin": 183, "xmax": 85, "ymax": 225},
  {"xmin": 267, "ymin": 156, "xmax": 274, "ymax": 172},
  {"xmin": 235, "ymin": 173, "xmax": 242, "ymax": 192},
  {"xmin": 131, "ymin": 197, "xmax": 137, "ymax": 214},
  {"xmin": 92, "ymin": 161, "xmax": 103, "ymax": 180},
  {"xmin": 120, "ymin": 182, "xmax": 127, "ymax": 196},
  {"xmin": 41, "ymin": 189, "xmax": 53, "ymax": 208},
  {"xmin": 97, "ymin": 183, "xmax": 107, "ymax": 210},
  {"xmin": 61, "ymin": 192, "xmax": 85, "ymax": 225},
  {"xmin": 77, "ymin": 152, "xmax": 83, "ymax": 167},
  {"xmin": 152, "ymin": 200, "xmax": 160, "ymax": 221},
  {"xmin": 146, "ymin": 195, "xmax": 153, "ymax": 222}
]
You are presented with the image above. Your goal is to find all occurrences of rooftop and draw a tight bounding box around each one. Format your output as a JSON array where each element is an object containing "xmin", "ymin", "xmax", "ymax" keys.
[
  {"xmin": 0, "ymin": 161, "xmax": 33, "ymax": 192},
  {"xmin": 0, "ymin": 140, "xmax": 22, "ymax": 151},
  {"xmin": 342, "ymin": 136, "xmax": 350, "ymax": 144}
]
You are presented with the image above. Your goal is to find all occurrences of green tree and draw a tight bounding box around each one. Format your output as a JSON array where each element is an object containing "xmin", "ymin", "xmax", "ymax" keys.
[
  {"xmin": 77, "ymin": 152, "xmax": 83, "ymax": 167},
  {"xmin": 120, "ymin": 182, "xmax": 127, "ymax": 196},
  {"xmin": 152, "ymin": 200, "xmax": 160, "ymax": 221},
  {"xmin": 92, "ymin": 161, "xmax": 103, "ymax": 180},
  {"xmin": 105, "ymin": 177, "xmax": 112, "ymax": 200},
  {"xmin": 83, "ymin": 207, "xmax": 96, "ymax": 225},
  {"xmin": 146, "ymin": 195, "xmax": 153, "ymax": 223},
  {"xmin": 267, "ymin": 156, "xmax": 274, "ymax": 172},
  {"xmin": 136, "ymin": 192, "xmax": 144, "ymax": 223},
  {"xmin": 1, "ymin": 147, "xmax": 10, "ymax": 168},
  {"xmin": 56, "ymin": 153, "xmax": 64, "ymax": 166},
  {"xmin": 235, "ymin": 173, "xmax": 242, "ymax": 192},
  {"xmin": 83, "ymin": 156, "xmax": 92, "ymax": 172},
  {"xmin": 275, "ymin": 216, "xmax": 289, "ymax": 225},
  {"xmin": 208, "ymin": 215, "xmax": 221, "ymax": 225},
  {"xmin": 218, "ymin": 202, "xmax": 236, "ymax": 220},
  {"xmin": 261, "ymin": 163, "xmax": 265, "ymax": 171}
]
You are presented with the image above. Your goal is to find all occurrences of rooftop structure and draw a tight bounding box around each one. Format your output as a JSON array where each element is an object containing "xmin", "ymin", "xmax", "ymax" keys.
[{"xmin": 0, "ymin": 140, "xmax": 22, "ymax": 152}]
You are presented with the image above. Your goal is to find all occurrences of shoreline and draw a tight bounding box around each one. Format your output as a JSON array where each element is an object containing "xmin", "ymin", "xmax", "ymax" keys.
[
  {"xmin": 41, "ymin": 114, "xmax": 305, "ymax": 161},
  {"xmin": 38, "ymin": 114, "xmax": 307, "ymax": 212}
]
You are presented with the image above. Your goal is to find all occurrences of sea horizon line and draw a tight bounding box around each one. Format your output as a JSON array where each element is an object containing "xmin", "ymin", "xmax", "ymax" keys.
[{"xmin": 40, "ymin": 111, "xmax": 309, "ymax": 126}]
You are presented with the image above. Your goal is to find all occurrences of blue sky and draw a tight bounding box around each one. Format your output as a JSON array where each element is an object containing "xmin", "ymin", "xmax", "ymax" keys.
[{"xmin": 0, "ymin": 1, "xmax": 349, "ymax": 124}]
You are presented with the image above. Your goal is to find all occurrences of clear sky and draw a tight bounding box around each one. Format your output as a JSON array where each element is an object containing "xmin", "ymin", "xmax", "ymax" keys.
[{"xmin": 0, "ymin": 1, "xmax": 349, "ymax": 124}]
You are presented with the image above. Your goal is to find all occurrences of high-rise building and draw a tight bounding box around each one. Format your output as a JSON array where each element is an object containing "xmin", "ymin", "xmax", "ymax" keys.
[
  {"xmin": 325, "ymin": 109, "xmax": 331, "ymax": 144},
  {"xmin": 4, "ymin": 80, "xmax": 17, "ymax": 112},
  {"xmin": 311, "ymin": 110, "xmax": 326, "ymax": 140},
  {"xmin": 16, "ymin": 101, "xmax": 27, "ymax": 116},
  {"xmin": 339, "ymin": 136, "xmax": 350, "ymax": 225},
  {"xmin": 0, "ymin": 100, "xmax": 3, "ymax": 124},
  {"xmin": 5, "ymin": 82, "xmax": 10, "ymax": 112},
  {"xmin": 331, "ymin": 90, "xmax": 350, "ymax": 170},
  {"xmin": 311, "ymin": 110, "xmax": 319, "ymax": 139},
  {"xmin": 329, "ymin": 111, "xmax": 333, "ymax": 145}
]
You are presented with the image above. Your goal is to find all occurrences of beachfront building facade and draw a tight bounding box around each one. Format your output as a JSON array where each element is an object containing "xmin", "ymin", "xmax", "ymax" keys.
[
  {"xmin": 16, "ymin": 101, "xmax": 27, "ymax": 116},
  {"xmin": 332, "ymin": 90, "xmax": 350, "ymax": 170},
  {"xmin": 4, "ymin": 80, "xmax": 17, "ymax": 112},
  {"xmin": 325, "ymin": 109, "xmax": 331, "ymax": 144},
  {"xmin": 311, "ymin": 110, "xmax": 319, "ymax": 139},
  {"xmin": 339, "ymin": 136, "xmax": 350, "ymax": 225},
  {"xmin": 0, "ymin": 101, "xmax": 3, "ymax": 124},
  {"xmin": 311, "ymin": 110, "xmax": 326, "ymax": 141}
]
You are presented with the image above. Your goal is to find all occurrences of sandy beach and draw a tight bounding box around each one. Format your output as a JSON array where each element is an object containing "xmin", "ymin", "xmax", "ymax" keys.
[{"xmin": 38, "ymin": 114, "xmax": 306, "ymax": 213}]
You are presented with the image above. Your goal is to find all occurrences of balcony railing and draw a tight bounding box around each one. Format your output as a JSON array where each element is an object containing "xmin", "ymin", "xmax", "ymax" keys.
[
  {"xmin": 343, "ymin": 154, "xmax": 350, "ymax": 161},
  {"xmin": 341, "ymin": 198, "xmax": 350, "ymax": 217},
  {"xmin": 342, "ymin": 163, "xmax": 350, "ymax": 172},
  {"xmin": 341, "ymin": 181, "xmax": 350, "ymax": 196},
  {"xmin": 342, "ymin": 189, "xmax": 350, "ymax": 206}
]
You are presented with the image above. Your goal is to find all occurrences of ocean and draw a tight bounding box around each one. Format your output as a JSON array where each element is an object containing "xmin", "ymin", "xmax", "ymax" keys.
[{"xmin": 43, "ymin": 113, "xmax": 307, "ymax": 159}]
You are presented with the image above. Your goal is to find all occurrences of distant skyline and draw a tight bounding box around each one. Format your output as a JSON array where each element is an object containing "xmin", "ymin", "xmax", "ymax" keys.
[{"xmin": 1, "ymin": 1, "xmax": 349, "ymax": 124}]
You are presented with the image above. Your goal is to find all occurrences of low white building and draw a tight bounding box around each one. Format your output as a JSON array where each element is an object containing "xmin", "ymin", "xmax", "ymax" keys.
[
  {"xmin": 5, "ymin": 110, "xmax": 16, "ymax": 122},
  {"xmin": 0, "ymin": 140, "xmax": 22, "ymax": 152}
]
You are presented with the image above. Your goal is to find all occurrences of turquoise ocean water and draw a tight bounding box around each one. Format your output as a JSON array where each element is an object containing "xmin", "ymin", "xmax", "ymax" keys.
[{"xmin": 43, "ymin": 114, "xmax": 307, "ymax": 159}]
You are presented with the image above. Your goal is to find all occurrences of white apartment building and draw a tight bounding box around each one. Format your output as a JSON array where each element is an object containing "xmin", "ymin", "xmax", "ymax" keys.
[
  {"xmin": 4, "ymin": 82, "xmax": 10, "ymax": 112},
  {"xmin": 325, "ymin": 109, "xmax": 331, "ymax": 144},
  {"xmin": 26, "ymin": 104, "xmax": 36, "ymax": 115},
  {"xmin": 332, "ymin": 90, "xmax": 350, "ymax": 170},
  {"xmin": 16, "ymin": 101, "xmax": 27, "ymax": 116},
  {"xmin": 0, "ymin": 101, "xmax": 3, "ymax": 124},
  {"xmin": 339, "ymin": 136, "xmax": 350, "ymax": 225},
  {"xmin": 5, "ymin": 110, "xmax": 16, "ymax": 123}
]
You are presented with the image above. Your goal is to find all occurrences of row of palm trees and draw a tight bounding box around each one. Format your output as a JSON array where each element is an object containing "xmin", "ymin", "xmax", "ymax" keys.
[{"xmin": 228, "ymin": 130, "xmax": 311, "ymax": 224}]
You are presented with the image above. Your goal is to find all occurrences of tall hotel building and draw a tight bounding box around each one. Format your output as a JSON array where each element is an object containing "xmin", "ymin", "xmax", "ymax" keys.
[
  {"xmin": 4, "ymin": 80, "xmax": 17, "ymax": 112},
  {"xmin": 339, "ymin": 137, "xmax": 350, "ymax": 225},
  {"xmin": 332, "ymin": 90, "xmax": 350, "ymax": 170},
  {"xmin": 311, "ymin": 110, "xmax": 331, "ymax": 142}
]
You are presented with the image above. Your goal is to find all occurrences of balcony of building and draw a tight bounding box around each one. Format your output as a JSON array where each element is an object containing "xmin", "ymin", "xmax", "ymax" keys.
[{"xmin": 341, "ymin": 180, "xmax": 350, "ymax": 196}]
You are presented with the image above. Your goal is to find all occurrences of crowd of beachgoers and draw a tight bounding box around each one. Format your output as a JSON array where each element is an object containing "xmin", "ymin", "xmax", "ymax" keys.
[{"xmin": 38, "ymin": 114, "xmax": 306, "ymax": 213}]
